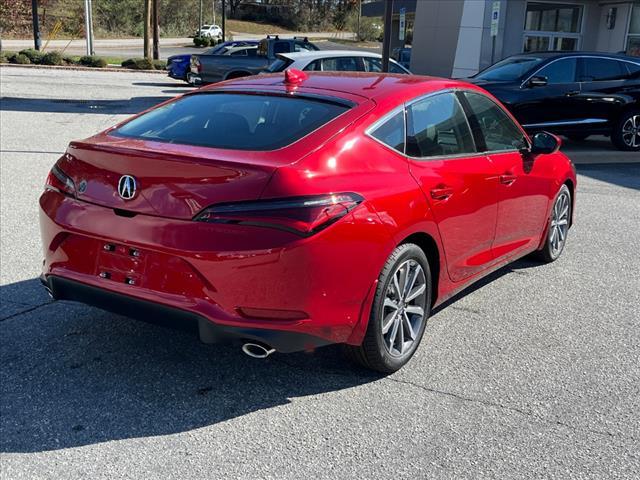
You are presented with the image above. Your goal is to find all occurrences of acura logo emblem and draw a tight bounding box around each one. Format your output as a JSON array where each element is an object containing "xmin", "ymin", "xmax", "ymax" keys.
[{"xmin": 118, "ymin": 175, "xmax": 137, "ymax": 200}]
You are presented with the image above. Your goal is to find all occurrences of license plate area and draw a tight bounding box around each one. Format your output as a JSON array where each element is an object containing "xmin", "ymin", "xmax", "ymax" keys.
[{"xmin": 96, "ymin": 243, "xmax": 147, "ymax": 286}]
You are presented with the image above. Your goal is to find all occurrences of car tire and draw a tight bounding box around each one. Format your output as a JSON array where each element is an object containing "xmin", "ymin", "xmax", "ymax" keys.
[
  {"xmin": 345, "ymin": 243, "xmax": 432, "ymax": 373},
  {"xmin": 612, "ymin": 110, "xmax": 640, "ymax": 151},
  {"xmin": 567, "ymin": 134, "xmax": 589, "ymax": 142},
  {"xmin": 533, "ymin": 184, "xmax": 572, "ymax": 263}
]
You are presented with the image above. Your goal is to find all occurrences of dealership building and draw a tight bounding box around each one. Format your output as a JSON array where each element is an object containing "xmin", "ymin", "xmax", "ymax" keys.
[{"xmin": 381, "ymin": 0, "xmax": 640, "ymax": 77}]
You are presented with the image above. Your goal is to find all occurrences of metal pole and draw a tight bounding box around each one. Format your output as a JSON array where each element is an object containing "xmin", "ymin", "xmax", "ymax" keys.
[
  {"xmin": 221, "ymin": 0, "xmax": 226, "ymax": 41},
  {"xmin": 32, "ymin": 0, "xmax": 41, "ymax": 50},
  {"xmin": 381, "ymin": 0, "xmax": 393, "ymax": 72},
  {"xmin": 152, "ymin": 0, "xmax": 160, "ymax": 60},
  {"xmin": 199, "ymin": 0, "xmax": 203, "ymax": 34},
  {"xmin": 87, "ymin": 0, "xmax": 94, "ymax": 55},
  {"xmin": 83, "ymin": 0, "xmax": 91, "ymax": 55}
]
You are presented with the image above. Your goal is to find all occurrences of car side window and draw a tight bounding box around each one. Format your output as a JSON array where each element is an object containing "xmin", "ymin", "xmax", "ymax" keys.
[
  {"xmin": 274, "ymin": 42, "xmax": 291, "ymax": 54},
  {"xmin": 536, "ymin": 58, "xmax": 577, "ymax": 83},
  {"xmin": 321, "ymin": 57, "xmax": 362, "ymax": 72},
  {"xmin": 303, "ymin": 59, "xmax": 322, "ymax": 71},
  {"xmin": 406, "ymin": 93, "xmax": 475, "ymax": 158},
  {"xmin": 294, "ymin": 42, "xmax": 313, "ymax": 52},
  {"xmin": 369, "ymin": 110, "xmax": 405, "ymax": 153},
  {"xmin": 462, "ymin": 92, "xmax": 526, "ymax": 152},
  {"xmin": 389, "ymin": 62, "xmax": 408, "ymax": 74},
  {"xmin": 579, "ymin": 58, "xmax": 626, "ymax": 81},
  {"xmin": 363, "ymin": 57, "xmax": 407, "ymax": 74},
  {"xmin": 625, "ymin": 62, "xmax": 640, "ymax": 78}
]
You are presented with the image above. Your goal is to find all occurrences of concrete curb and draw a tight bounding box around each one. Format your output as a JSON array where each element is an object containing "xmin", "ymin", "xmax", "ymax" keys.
[{"xmin": 0, "ymin": 63, "xmax": 165, "ymax": 75}]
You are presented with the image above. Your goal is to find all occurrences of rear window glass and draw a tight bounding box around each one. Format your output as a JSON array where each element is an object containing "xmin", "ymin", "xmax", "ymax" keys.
[{"xmin": 112, "ymin": 93, "xmax": 349, "ymax": 151}]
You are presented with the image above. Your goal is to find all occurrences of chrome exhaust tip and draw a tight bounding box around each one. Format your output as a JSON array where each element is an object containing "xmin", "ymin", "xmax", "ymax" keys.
[{"xmin": 242, "ymin": 342, "xmax": 276, "ymax": 359}]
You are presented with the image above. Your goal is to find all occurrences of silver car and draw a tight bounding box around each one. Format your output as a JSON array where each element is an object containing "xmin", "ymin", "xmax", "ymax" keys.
[{"xmin": 266, "ymin": 50, "xmax": 411, "ymax": 74}]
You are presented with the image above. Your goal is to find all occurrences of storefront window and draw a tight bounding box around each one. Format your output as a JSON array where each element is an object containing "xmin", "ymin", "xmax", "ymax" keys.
[
  {"xmin": 628, "ymin": 4, "xmax": 640, "ymax": 57},
  {"xmin": 523, "ymin": 2, "xmax": 582, "ymax": 52},
  {"xmin": 525, "ymin": 2, "xmax": 582, "ymax": 32}
]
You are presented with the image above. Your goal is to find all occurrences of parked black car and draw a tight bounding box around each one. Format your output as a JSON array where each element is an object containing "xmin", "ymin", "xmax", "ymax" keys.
[{"xmin": 468, "ymin": 52, "xmax": 640, "ymax": 151}]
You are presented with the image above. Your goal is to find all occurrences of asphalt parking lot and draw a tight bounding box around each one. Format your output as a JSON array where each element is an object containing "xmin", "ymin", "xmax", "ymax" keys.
[{"xmin": 1, "ymin": 67, "xmax": 639, "ymax": 479}]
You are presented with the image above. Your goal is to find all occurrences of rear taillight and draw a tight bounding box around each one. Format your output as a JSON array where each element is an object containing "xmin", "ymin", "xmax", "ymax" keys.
[
  {"xmin": 45, "ymin": 164, "xmax": 76, "ymax": 196},
  {"xmin": 193, "ymin": 193, "xmax": 364, "ymax": 236}
]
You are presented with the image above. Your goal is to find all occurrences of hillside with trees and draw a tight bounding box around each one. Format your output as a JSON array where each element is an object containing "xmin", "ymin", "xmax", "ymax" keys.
[{"xmin": 0, "ymin": 0, "xmax": 361, "ymax": 39}]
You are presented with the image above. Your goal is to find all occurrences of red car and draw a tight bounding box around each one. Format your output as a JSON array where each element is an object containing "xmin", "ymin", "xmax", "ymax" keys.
[{"xmin": 39, "ymin": 70, "xmax": 576, "ymax": 373}]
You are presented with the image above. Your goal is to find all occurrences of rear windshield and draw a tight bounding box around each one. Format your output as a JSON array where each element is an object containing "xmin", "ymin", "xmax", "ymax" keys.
[{"xmin": 112, "ymin": 93, "xmax": 350, "ymax": 151}]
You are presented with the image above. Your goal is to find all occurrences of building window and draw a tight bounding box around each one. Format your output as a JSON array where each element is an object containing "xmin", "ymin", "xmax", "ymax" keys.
[
  {"xmin": 628, "ymin": 4, "xmax": 640, "ymax": 57},
  {"xmin": 522, "ymin": 2, "xmax": 583, "ymax": 52}
]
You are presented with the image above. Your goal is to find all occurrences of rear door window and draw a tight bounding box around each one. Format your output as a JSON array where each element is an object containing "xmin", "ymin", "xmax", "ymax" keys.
[
  {"xmin": 321, "ymin": 57, "xmax": 362, "ymax": 72},
  {"xmin": 113, "ymin": 93, "xmax": 350, "ymax": 151},
  {"xmin": 579, "ymin": 58, "xmax": 627, "ymax": 81},
  {"xmin": 406, "ymin": 93, "xmax": 475, "ymax": 158}
]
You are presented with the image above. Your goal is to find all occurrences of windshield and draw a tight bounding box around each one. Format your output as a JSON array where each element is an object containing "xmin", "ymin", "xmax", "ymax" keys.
[
  {"xmin": 112, "ymin": 93, "xmax": 350, "ymax": 151},
  {"xmin": 475, "ymin": 56, "xmax": 544, "ymax": 81}
]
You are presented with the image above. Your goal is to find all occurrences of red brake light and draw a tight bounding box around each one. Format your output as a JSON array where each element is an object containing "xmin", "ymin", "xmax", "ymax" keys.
[
  {"xmin": 194, "ymin": 193, "xmax": 364, "ymax": 236},
  {"xmin": 45, "ymin": 164, "xmax": 76, "ymax": 196}
]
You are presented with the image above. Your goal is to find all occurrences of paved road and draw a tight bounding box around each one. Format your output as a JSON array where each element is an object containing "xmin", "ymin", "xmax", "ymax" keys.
[
  {"xmin": 1, "ymin": 67, "xmax": 639, "ymax": 479},
  {"xmin": 3, "ymin": 36, "xmax": 370, "ymax": 60}
]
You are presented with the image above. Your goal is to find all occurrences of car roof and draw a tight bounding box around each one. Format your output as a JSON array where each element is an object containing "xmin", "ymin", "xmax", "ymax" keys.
[
  {"xmin": 508, "ymin": 51, "xmax": 640, "ymax": 62},
  {"xmin": 278, "ymin": 50, "xmax": 384, "ymax": 61},
  {"xmin": 208, "ymin": 72, "xmax": 480, "ymax": 105}
]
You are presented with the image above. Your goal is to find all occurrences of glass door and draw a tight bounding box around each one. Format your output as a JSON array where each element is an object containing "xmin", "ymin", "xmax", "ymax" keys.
[{"xmin": 522, "ymin": 2, "xmax": 583, "ymax": 52}]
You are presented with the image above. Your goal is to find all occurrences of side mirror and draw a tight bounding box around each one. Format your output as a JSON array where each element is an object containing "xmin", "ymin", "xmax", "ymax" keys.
[
  {"xmin": 527, "ymin": 76, "xmax": 548, "ymax": 87},
  {"xmin": 530, "ymin": 131, "xmax": 561, "ymax": 155}
]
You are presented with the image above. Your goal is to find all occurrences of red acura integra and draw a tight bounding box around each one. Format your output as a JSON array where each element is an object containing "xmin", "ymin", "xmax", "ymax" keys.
[{"xmin": 39, "ymin": 70, "xmax": 576, "ymax": 372}]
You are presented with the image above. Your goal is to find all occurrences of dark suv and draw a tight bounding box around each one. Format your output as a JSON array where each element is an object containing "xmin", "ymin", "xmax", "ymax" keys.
[{"xmin": 468, "ymin": 52, "xmax": 640, "ymax": 151}]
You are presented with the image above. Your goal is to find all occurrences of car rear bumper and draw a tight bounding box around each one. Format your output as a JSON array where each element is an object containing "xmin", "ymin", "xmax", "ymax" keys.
[
  {"xmin": 43, "ymin": 275, "xmax": 330, "ymax": 352},
  {"xmin": 39, "ymin": 190, "xmax": 390, "ymax": 350}
]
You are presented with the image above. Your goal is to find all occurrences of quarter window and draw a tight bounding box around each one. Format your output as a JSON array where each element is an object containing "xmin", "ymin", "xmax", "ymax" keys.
[
  {"xmin": 462, "ymin": 92, "xmax": 526, "ymax": 152},
  {"xmin": 405, "ymin": 93, "xmax": 475, "ymax": 158},
  {"xmin": 363, "ymin": 57, "xmax": 409, "ymax": 74},
  {"xmin": 536, "ymin": 58, "xmax": 577, "ymax": 83},
  {"xmin": 369, "ymin": 110, "xmax": 405, "ymax": 153}
]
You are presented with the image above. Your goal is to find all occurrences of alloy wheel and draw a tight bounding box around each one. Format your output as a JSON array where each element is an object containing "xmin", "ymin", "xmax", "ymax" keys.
[
  {"xmin": 621, "ymin": 115, "xmax": 640, "ymax": 148},
  {"xmin": 381, "ymin": 259, "xmax": 427, "ymax": 357},
  {"xmin": 549, "ymin": 190, "xmax": 570, "ymax": 257}
]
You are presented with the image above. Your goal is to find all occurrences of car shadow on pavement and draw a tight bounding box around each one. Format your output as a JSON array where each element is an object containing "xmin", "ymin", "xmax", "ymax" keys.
[
  {"xmin": 575, "ymin": 163, "xmax": 640, "ymax": 191},
  {"xmin": 0, "ymin": 96, "xmax": 171, "ymax": 115},
  {"xmin": 431, "ymin": 258, "xmax": 541, "ymax": 316},
  {"xmin": 0, "ymin": 278, "xmax": 381, "ymax": 453}
]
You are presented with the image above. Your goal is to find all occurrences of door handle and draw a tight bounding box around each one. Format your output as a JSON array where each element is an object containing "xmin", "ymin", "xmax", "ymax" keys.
[
  {"xmin": 565, "ymin": 90, "xmax": 580, "ymax": 97},
  {"xmin": 500, "ymin": 174, "xmax": 517, "ymax": 185},
  {"xmin": 430, "ymin": 186, "xmax": 454, "ymax": 200}
]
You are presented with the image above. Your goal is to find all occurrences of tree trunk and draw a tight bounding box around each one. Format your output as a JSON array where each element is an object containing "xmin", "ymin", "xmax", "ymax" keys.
[{"xmin": 152, "ymin": 0, "xmax": 159, "ymax": 60}]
